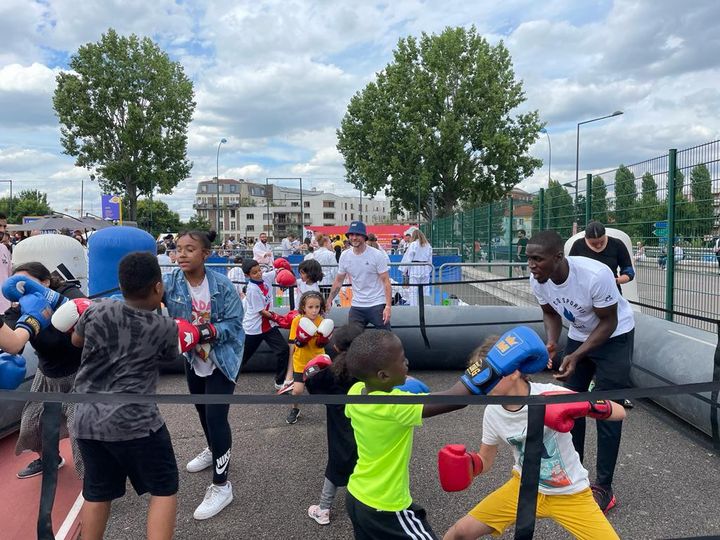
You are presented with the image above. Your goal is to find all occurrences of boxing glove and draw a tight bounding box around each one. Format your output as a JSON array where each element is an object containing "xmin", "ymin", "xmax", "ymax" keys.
[
  {"xmin": 395, "ymin": 376, "xmax": 430, "ymax": 394},
  {"xmin": 196, "ymin": 323, "xmax": 217, "ymax": 344},
  {"xmin": 542, "ymin": 391, "xmax": 613, "ymax": 433},
  {"xmin": 2, "ymin": 275, "xmax": 67, "ymax": 310},
  {"xmin": 0, "ymin": 353, "xmax": 26, "ymax": 390},
  {"xmin": 51, "ymin": 298, "xmax": 93, "ymax": 333},
  {"xmin": 294, "ymin": 317, "xmax": 317, "ymax": 347},
  {"xmin": 315, "ymin": 318, "xmax": 335, "ymax": 346},
  {"xmin": 438, "ymin": 444, "xmax": 483, "ymax": 492},
  {"xmin": 461, "ymin": 326, "xmax": 549, "ymax": 395},
  {"xmin": 303, "ymin": 354, "xmax": 332, "ymax": 381},
  {"xmin": 176, "ymin": 319, "xmax": 200, "ymax": 353},
  {"xmin": 16, "ymin": 293, "xmax": 55, "ymax": 339},
  {"xmin": 273, "ymin": 258, "xmax": 293, "ymax": 273},
  {"xmin": 276, "ymin": 269, "xmax": 296, "ymax": 288}
]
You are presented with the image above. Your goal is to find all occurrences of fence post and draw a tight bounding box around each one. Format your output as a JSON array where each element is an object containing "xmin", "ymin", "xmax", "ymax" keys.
[
  {"xmin": 538, "ymin": 188, "xmax": 545, "ymax": 230},
  {"xmin": 460, "ymin": 211, "xmax": 466, "ymax": 262},
  {"xmin": 487, "ymin": 202, "xmax": 493, "ymax": 266},
  {"xmin": 665, "ymin": 148, "xmax": 677, "ymax": 322},
  {"xmin": 508, "ymin": 197, "xmax": 514, "ymax": 278},
  {"xmin": 585, "ymin": 173, "xmax": 593, "ymax": 225}
]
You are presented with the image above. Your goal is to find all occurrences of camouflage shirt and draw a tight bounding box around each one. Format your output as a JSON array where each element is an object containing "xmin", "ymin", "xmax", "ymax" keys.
[{"xmin": 72, "ymin": 299, "xmax": 177, "ymax": 441}]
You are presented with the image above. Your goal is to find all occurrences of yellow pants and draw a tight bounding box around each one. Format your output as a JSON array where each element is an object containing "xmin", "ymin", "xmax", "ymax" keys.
[{"xmin": 468, "ymin": 472, "xmax": 619, "ymax": 540}]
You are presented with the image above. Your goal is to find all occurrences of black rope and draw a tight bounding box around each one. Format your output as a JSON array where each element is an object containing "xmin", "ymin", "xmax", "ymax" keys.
[
  {"xmin": 418, "ymin": 284, "xmax": 430, "ymax": 348},
  {"xmin": 514, "ymin": 404, "xmax": 545, "ymax": 540},
  {"xmin": 711, "ymin": 322, "xmax": 720, "ymax": 450},
  {"xmin": 38, "ymin": 402, "xmax": 61, "ymax": 540}
]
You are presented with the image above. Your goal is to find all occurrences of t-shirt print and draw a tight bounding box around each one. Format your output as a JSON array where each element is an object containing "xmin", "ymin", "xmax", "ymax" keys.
[{"xmin": 507, "ymin": 431, "xmax": 572, "ymax": 489}]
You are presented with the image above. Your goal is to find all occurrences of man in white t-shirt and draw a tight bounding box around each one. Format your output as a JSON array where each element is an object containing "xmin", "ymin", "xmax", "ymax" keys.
[
  {"xmin": 253, "ymin": 233, "xmax": 274, "ymax": 267},
  {"xmin": 280, "ymin": 234, "xmax": 294, "ymax": 257},
  {"xmin": 526, "ymin": 230, "xmax": 635, "ymax": 514},
  {"xmin": 326, "ymin": 221, "xmax": 392, "ymax": 329}
]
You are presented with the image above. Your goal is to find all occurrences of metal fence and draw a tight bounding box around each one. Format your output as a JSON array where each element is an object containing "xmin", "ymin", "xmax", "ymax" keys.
[{"xmin": 421, "ymin": 139, "xmax": 720, "ymax": 331}]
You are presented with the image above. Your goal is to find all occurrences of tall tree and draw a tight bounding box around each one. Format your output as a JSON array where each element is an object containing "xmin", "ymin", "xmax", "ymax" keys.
[
  {"xmin": 183, "ymin": 213, "xmax": 211, "ymax": 231},
  {"xmin": 135, "ymin": 198, "xmax": 182, "ymax": 239},
  {"xmin": 690, "ymin": 164, "xmax": 713, "ymax": 237},
  {"xmin": 613, "ymin": 165, "xmax": 637, "ymax": 229},
  {"xmin": 53, "ymin": 29, "xmax": 196, "ymax": 222},
  {"xmin": 591, "ymin": 176, "xmax": 609, "ymax": 224},
  {"xmin": 337, "ymin": 26, "xmax": 542, "ymax": 219},
  {"xmin": 0, "ymin": 190, "xmax": 54, "ymax": 223},
  {"xmin": 636, "ymin": 172, "xmax": 665, "ymax": 243},
  {"xmin": 544, "ymin": 180, "xmax": 574, "ymax": 238},
  {"xmin": 672, "ymin": 169, "xmax": 697, "ymax": 238}
]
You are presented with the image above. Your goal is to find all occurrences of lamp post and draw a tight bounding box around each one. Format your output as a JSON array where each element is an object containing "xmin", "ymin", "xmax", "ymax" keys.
[
  {"xmin": 574, "ymin": 111, "xmax": 623, "ymax": 232},
  {"xmin": 539, "ymin": 128, "xmax": 551, "ymax": 186},
  {"xmin": 216, "ymin": 138, "xmax": 227, "ymax": 235}
]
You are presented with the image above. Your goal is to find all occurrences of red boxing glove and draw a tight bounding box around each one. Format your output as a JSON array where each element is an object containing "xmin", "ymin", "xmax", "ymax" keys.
[
  {"xmin": 315, "ymin": 319, "xmax": 334, "ymax": 346},
  {"xmin": 273, "ymin": 258, "xmax": 292, "ymax": 273},
  {"xmin": 294, "ymin": 317, "xmax": 317, "ymax": 347},
  {"xmin": 303, "ymin": 354, "xmax": 332, "ymax": 381},
  {"xmin": 438, "ymin": 444, "xmax": 483, "ymax": 492},
  {"xmin": 542, "ymin": 391, "xmax": 613, "ymax": 433},
  {"xmin": 176, "ymin": 319, "xmax": 200, "ymax": 353},
  {"xmin": 51, "ymin": 298, "xmax": 92, "ymax": 333},
  {"xmin": 276, "ymin": 269, "xmax": 296, "ymax": 288}
]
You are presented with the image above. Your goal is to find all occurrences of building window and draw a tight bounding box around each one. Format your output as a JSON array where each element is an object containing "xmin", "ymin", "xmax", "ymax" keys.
[
  {"xmin": 201, "ymin": 185, "xmax": 207, "ymax": 193},
  {"xmin": 246, "ymin": 213, "xmax": 254, "ymax": 220},
  {"xmin": 291, "ymin": 201, "xmax": 299, "ymax": 207},
  {"xmin": 247, "ymin": 225, "xmax": 254, "ymax": 232},
  {"xmin": 350, "ymin": 203, "xmax": 354, "ymax": 209},
  {"xmin": 304, "ymin": 213, "xmax": 311, "ymax": 220},
  {"xmin": 262, "ymin": 213, "xmax": 271, "ymax": 220},
  {"xmin": 230, "ymin": 210, "xmax": 236, "ymax": 218},
  {"xmin": 344, "ymin": 203, "xmax": 347, "ymax": 210},
  {"xmin": 230, "ymin": 185, "xmax": 237, "ymax": 193},
  {"xmin": 230, "ymin": 221, "xmax": 236, "ymax": 230},
  {"xmin": 323, "ymin": 212, "xmax": 335, "ymax": 219},
  {"xmin": 351, "ymin": 213, "xmax": 354, "ymax": 220},
  {"xmin": 304, "ymin": 201, "xmax": 310, "ymax": 207},
  {"xmin": 323, "ymin": 201, "xmax": 335, "ymax": 208}
]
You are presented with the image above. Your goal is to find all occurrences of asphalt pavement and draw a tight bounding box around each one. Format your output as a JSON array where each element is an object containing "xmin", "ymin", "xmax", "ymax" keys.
[{"xmin": 101, "ymin": 371, "xmax": 720, "ymax": 540}]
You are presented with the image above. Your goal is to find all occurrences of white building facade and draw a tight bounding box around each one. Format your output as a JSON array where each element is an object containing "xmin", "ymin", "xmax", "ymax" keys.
[{"xmin": 193, "ymin": 179, "xmax": 397, "ymax": 241}]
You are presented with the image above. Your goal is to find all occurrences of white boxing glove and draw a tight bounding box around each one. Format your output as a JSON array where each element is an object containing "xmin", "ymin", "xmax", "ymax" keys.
[
  {"xmin": 294, "ymin": 317, "xmax": 318, "ymax": 347},
  {"xmin": 51, "ymin": 298, "xmax": 93, "ymax": 333},
  {"xmin": 315, "ymin": 319, "xmax": 335, "ymax": 346}
]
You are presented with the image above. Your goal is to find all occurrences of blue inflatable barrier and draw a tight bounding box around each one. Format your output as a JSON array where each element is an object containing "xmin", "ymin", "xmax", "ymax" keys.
[{"xmin": 88, "ymin": 227, "xmax": 156, "ymax": 296}]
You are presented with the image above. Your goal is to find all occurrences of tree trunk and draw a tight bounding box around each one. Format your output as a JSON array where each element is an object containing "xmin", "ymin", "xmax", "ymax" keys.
[{"xmin": 125, "ymin": 178, "xmax": 137, "ymax": 222}]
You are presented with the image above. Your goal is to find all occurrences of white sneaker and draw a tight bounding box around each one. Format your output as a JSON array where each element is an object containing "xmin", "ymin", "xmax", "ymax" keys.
[
  {"xmin": 186, "ymin": 447, "xmax": 213, "ymax": 473},
  {"xmin": 193, "ymin": 482, "xmax": 233, "ymax": 520},
  {"xmin": 308, "ymin": 504, "xmax": 330, "ymax": 525}
]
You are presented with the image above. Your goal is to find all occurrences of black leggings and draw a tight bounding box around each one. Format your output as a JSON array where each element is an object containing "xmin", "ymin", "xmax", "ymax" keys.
[{"xmin": 185, "ymin": 364, "xmax": 235, "ymax": 485}]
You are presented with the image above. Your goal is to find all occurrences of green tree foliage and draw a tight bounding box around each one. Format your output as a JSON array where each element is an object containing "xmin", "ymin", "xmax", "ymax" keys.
[
  {"xmin": 135, "ymin": 198, "xmax": 181, "ymax": 239},
  {"xmin": 613, "ymin": 165, "xmax": 637, "ymax": 229},
  {"xmin": 672, "ymin": 169, "xmax": 698, "ymax": 238},
  {"xmin": 635, "ymin": 172, "xmax": 665, "ymax": 243},
  {"xmin": 575, "ymin": 194, "xmax": 587, "ymax": 230},
  {"xmin": 690, "ymin": 164, "xmax": 713, "ymax": 237},
  {"xmin": 184, "ymin": 213, "xmax": 211, "ymax": 231},
  {"xmin": 336, "ymin": 26, "xmax": 542, "ymax": 219},
  {"xmin": 590, "ymin": 176, "xmax": 608, "ymax": 224},
  {"xmin": 545, "ymin": 180, "xmax": 574, "ymax": 238},
  {"xmin": 53, "ymin": 29, "xmax": 196, "ymax": 222},
  {"xmin": 0, "ymin": 190, "xmax": 54, "ymax": 223}
]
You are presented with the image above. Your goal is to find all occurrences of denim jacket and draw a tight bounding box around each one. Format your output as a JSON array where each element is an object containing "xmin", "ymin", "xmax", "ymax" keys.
[{"xmin": 163, "ymin": 267, "xmax": 245, "ymax": 381}]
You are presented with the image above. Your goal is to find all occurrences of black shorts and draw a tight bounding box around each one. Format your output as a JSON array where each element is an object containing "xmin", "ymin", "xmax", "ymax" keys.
[
  {"xmin": 346, "ymin": 491, "xmax": 438, "ymax": 539},
  {"xmin": 77, "ymin": 423, "xmax": 179, "ymax": 502}
]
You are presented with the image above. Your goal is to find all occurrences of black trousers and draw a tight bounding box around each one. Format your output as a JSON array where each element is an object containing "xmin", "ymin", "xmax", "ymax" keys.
[
  {"xmin": 348, "ymin": 304, "xmax": 391, "ymax": 330},
  {"xmin": 242, "ymin": 327, "xmax": 289, "ymax": 385},
  {"xmin": 563, "ymin": 329, "xmax": 634, "ymax": 489},
  {"xmin": 346, "ymin": 491, "xmax": 438, "ymax": 540},
  {"xmin": 185, "ymin": 365, "xmax": 235, "ymax": 485}
]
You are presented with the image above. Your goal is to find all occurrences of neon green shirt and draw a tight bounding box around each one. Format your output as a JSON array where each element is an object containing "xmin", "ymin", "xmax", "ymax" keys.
[{"xmin": 345, "ymin": 381, "xmax": 424, "ymax": 511}]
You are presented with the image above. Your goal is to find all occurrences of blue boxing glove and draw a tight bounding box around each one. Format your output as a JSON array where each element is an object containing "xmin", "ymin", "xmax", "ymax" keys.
[
  {"xmin": 460, "ymin": 326, "xmax": 548, "ymax": 395},
  {"xmin": 16, "ymin": 292, "xmax": 55, "ymax": 339},
  {"xmin": 2, "ymin": 275, "xmax": 67, "ymax": 310},
  {"xmin": 395, "ymin": 376, "xmax": 430, "ymax": 394},
  {"xmin": 0, "ymin": 353, "xmax": 26, "ymax": 390}
]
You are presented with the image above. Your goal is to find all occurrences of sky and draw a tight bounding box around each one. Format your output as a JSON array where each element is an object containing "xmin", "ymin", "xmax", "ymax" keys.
[{"xmin": 0, "ymin": 0, "xmax": 719, "ymax": 220}]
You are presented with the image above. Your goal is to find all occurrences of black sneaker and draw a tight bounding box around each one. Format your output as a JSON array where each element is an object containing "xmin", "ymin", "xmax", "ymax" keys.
[
  {"xmin": 621, "ymin": 399, "xmax": 634, "ymax": 409},
  {"xmin": 17, "ymin": 457, "xmax": 65, "ymax": 479},
  {"xmin": 591, "ymin": 484, "xmax": 616, "ymax": 514},
  {"xmin": 286, "ymin": 408, "xmax": 300, "ymax": 424}
]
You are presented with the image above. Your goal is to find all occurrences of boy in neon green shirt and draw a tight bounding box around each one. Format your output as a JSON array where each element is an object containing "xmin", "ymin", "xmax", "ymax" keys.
[{"xmin": 344, "ymin": 330, "xmax": 470, "ymax": 539}]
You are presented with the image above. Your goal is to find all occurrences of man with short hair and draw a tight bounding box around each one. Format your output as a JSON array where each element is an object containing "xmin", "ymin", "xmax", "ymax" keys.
[
  {"xmin": 0, "ymin": 213, "xmax": 11, "ymax": 312},
  {"xmin": 526, "ymin": 230, "xmax": 635, "ymax": 514},
  {"xmin": 280, "ymin": 234, "xmax": 295, "ymax": 257},
  {"xmin": 327, "ymin": 221, "xmax": 392, "ymax": 329},
  {"xmin": 253, "ymin": 233, "xmax": 274, "ymax": 266}
]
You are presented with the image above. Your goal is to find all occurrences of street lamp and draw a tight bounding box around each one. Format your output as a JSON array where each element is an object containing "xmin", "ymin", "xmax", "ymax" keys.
[
  {"xmin": 574, "ymin": 111, "xmax": 623, "ymax": 232},
  {"xmin": 216, "ymin": 138, "xmax": 227, "ymax": 235},
  {"xmin": 539, "ymin": 128, "xmax": 551, "ymax": 186}
]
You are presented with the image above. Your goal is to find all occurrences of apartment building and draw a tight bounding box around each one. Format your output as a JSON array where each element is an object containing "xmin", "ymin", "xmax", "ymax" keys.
[{"xmin": 193, "ymin": 179, "xmax": 395, "ymax": 241}]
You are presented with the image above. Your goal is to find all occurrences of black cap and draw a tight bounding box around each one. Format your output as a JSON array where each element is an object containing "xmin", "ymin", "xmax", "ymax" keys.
[{"xmin": 584, "ymin": 221, "xmax": 606, "ymax": 239}]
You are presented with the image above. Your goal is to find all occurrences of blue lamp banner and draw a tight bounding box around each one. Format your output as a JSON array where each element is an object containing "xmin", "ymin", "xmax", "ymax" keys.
[{"xmin": 101, "ymin": 194, "xmax": 122, "ymax": 221}]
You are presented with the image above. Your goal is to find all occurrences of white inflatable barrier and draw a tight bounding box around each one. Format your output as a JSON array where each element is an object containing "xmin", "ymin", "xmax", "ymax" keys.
[{"xmin": 11, "ymin": 234, "xmax": 89, "ymax": 294}]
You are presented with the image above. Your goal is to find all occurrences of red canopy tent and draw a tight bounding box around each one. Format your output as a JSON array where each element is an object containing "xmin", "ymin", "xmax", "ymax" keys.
[{"xmin": 305, "ymin": 224, "xmax": 418, "ymax": 249}]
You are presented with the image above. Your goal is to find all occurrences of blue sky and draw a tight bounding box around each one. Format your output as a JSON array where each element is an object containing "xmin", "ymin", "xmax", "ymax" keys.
[{"xmin": 0, "ymin": 0, "xmax": 718, "ymax": 219}]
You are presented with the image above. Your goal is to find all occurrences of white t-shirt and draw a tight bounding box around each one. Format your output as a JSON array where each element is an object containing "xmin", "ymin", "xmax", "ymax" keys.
[
  {"xmin": 314, "ymin": 247, "xmax": 338, "ymax": 286},
  {"xmin": 280, "ymin": 237, "xmax": 293, "ymax": 257},
  {"xmin": 157, "ymin": 253, "xmax": 173, "ymax": 274},
  {"xmin": 0, "ymin": 244, "xmax": 11, "ymax": 313},
  {"xmin": 188, "ymin": 276, "xmax": 215, "ymax": 377},
  {"xmin": 295, "ymin": 278, "xmax": 321, "ymax": 305},
  {"xmin": 482, "ymin": 382, "xmax": 589, "ymax": 495},
  {"xmin": 242, "ymin": 270, "xmax": 276, "ymax": 335},
  {"xmin": 253, "ymin": 241, "xmax": 274, "ymax": 265},
  {"xmin": 338, "ymin": 245, "xmax": 389, "ymax": 307},
  {"xmin": 226, "ymin": 266, "xmax": 245, "ymax": 297},
  {"xmin": 399, "ymin": 240, "xmax": 433, "ymax": 278},
  {"xmin": 530, "ymin": 256, "xmax": 634, "ymax": 341}
]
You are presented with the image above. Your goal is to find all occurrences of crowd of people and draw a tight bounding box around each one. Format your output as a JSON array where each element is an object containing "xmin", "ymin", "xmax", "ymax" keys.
[{"xmin": 0, "ymin": 216, "xmax": 648, "ymax": 539}]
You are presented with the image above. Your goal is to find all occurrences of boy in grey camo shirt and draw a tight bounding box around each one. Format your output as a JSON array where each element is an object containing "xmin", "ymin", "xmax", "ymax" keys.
[{"xmin": 71, "ymin": 252, "xmax": 179, "ymax": 540}]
